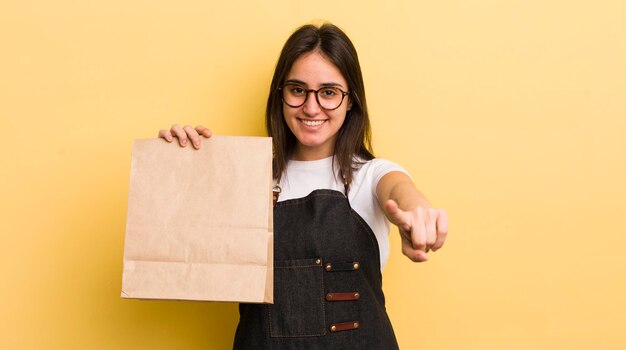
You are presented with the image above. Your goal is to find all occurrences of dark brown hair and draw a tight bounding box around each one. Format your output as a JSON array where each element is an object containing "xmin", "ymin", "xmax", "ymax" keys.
[{"xmin": 266, "ymin": 23, "xmax": 374, "ymax": 190}]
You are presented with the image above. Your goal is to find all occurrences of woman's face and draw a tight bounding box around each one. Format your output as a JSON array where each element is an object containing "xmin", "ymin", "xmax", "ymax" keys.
[{"xmin": 283, "ymin": 51, "xmax": 351, "ymax": 161}]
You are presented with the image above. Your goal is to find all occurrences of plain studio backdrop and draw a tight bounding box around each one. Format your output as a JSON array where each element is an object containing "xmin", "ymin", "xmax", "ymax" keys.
[{"xmin": 1, "ymin": 1, "xmax": 624, "ymax": 349}]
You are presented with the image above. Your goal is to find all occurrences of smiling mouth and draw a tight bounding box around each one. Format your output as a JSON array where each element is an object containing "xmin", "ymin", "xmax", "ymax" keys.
[{"xmin": 299, "ymin": 118, "xmax": 326, "ymax": 126}]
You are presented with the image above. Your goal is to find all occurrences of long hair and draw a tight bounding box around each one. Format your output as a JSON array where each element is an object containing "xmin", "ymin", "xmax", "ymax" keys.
[{"xmin": 266, "ymin": 23, "xmax": 374, "ymax": 191}]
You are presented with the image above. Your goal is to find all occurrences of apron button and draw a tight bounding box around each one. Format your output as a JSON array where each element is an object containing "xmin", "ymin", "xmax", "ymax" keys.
[
  {"xmin": 353, "ymin": 262, "xmax": 360, "ymax": 270},
  {"xmin": 353, "ymin": 322, "xmax": 359, "ymax": 329},
  {"xmin": 330, "ymin": 325, "xmax": 337, "ymax": 332},
  {"xmin": 315, "ymin": 258, "xmax": 321, "ymax": 265},
  {"xmin": 325, "ymin": 263, "xmax": 332, "ymax": 271}
]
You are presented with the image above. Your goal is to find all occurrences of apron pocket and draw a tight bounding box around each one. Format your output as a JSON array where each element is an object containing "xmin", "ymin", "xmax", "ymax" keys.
[{"xmin": 269, "ymin": 257, "xmax": 325, "ymax": 337}]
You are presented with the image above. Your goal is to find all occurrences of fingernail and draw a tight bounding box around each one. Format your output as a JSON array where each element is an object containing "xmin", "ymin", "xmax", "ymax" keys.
[
  {"xmin": 181, "ymin": 139, "xmax": 186, "ymax": 144},
  {"xmin": 194, "ymin": 141, "xmax": 199, "ymax": 147},
  {"xmin": 166, "ymin": 137, "xmax": 172, "ymax": 142}
]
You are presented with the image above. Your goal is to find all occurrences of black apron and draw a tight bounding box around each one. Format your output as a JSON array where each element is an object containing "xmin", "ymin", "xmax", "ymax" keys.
[{"xmin": 233, "ymin": 189, "xmax": 399, "ymax": 349}]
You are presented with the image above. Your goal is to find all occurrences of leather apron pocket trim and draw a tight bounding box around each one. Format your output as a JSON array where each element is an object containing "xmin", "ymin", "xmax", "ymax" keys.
[
  {"xmin": 326, "ymin": 292, "xmax": 360, "ymax": 301},
  {"xmin": 269, "ymin": 258, "xmax": 326, "ymax": 338},
  {"xmin": 329, "ymin": 321, "xmax": 360, "ymax": 332}
]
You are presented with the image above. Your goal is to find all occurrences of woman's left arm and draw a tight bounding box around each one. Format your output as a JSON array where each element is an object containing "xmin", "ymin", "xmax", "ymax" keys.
[{"xmin": 376, "ymin": 171, "xmax": 448, "ymax": 262}]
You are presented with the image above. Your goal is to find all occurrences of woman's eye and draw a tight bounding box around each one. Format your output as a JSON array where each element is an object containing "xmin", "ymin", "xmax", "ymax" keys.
[
  {"xmin": 290, "ymin": 86, "xmax": 305, "ymax": 95},
  {"xmin": 320, "ymin": 88, "xmax": 337, "ymax": 97}
]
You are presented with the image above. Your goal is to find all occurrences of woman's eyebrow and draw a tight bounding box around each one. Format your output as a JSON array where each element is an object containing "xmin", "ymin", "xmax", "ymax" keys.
[
  {"xmin": 284, "ymin": 79, "xmax": 307, "ymax": 86},
  {"xmin": 319, "ymin": 82, "xmax": 346, "ymax": 89},
  {"xmin": 284, "ymin": 79, "xmax": 346, "ymax": 89}
]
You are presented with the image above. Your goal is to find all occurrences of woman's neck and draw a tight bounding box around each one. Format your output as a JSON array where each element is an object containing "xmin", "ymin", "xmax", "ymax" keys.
[
  {"xmin": 291, "ymin": 150, "xmax": 333, "ymax": 161},
  {"xmin": 292, "ymin": 144, "xmax": 334, "ymax": 161}
]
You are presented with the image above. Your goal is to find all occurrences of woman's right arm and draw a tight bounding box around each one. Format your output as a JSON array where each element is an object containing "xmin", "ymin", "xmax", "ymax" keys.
[{"xmin": 158, "ymin": 124, "xmax": 212, "ymax": 149}]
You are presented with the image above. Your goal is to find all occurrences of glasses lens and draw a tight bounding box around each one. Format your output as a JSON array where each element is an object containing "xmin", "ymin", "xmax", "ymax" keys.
[
  {"xmin": 281, "ymin": 84, "xmax": 346, "ymax": 110},
  {"xmin": 282, "ymin": 84, "xmax": 307, "ymax": 107},
  {"xmin": 317, "ymin": 87, "xmax": 343, "ymax": 110}
]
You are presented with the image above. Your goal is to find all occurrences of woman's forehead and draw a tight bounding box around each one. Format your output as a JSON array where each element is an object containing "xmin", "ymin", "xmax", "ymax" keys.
[{"xmin": 285, "ymin": 51, "xmax": 348, "ymax": 89}]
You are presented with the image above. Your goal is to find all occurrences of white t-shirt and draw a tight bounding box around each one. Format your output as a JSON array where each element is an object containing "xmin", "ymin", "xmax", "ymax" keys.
[{"xmin": 275, "ymin": 156, "xmax": 409, "ymax": 270}]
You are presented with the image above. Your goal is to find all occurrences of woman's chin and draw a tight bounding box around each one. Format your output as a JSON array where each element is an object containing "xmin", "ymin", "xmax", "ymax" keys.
[{"xmin": 294, "ymin": 138, "xmax": 335, "ymax": 159}]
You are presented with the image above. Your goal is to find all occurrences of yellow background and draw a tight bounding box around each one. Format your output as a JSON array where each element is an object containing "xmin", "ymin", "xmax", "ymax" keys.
[{"xmin": 1, "ymin": 0, "xmax": 624, "ymax": 349}]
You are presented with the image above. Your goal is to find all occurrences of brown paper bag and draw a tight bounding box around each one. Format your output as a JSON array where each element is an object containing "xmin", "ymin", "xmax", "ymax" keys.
[{"xmin": 121, "ymin": 136, "xmax": 273, "ymax": 303}]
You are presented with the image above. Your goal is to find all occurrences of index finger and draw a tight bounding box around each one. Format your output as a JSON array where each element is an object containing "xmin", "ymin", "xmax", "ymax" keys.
[{"xmin": 195, "ymin": 126, "xmax": 212, "ymax": 138}]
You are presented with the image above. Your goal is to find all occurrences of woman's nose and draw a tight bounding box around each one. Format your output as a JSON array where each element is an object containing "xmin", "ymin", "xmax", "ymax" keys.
[{"xmin": 302, "ymin": 91, "xmax": 321, "ymax": 116}]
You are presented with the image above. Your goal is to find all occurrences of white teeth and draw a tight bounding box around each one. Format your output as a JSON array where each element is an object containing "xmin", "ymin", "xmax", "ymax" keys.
[{"xmin": 301, "ymin": 119, "xmax": 325, "ymax": 126}]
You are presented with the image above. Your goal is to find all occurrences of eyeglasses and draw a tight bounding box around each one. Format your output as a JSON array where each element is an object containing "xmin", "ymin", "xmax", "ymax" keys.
[{"xmin": 279, "ymin": 83, "xmax": 349, "ymax": 111}]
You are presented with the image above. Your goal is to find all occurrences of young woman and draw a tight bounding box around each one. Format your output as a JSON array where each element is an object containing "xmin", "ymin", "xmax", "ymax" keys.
[{"xmin": 158, "ymin": 23, "xmax": 448, "ymax": 349}]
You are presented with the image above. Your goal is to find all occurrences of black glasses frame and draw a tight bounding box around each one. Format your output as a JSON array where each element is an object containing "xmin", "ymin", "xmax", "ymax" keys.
[{"xmin": 278, "ymin": 84, "xmax": 350, "ymax": 111}]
